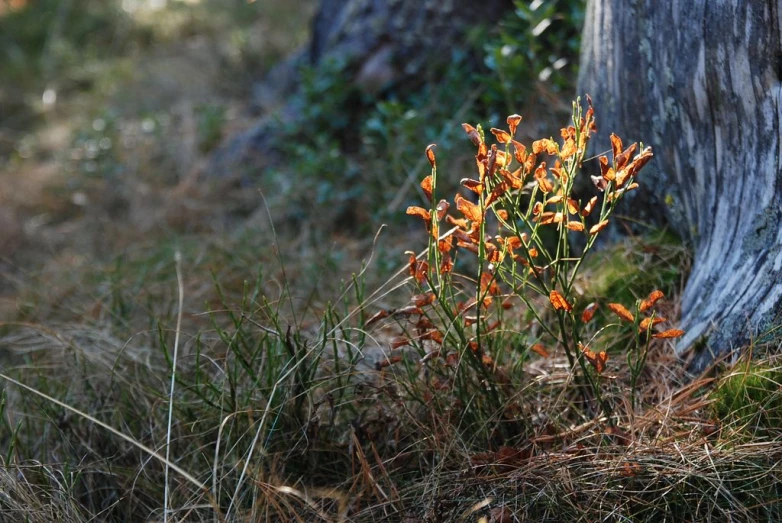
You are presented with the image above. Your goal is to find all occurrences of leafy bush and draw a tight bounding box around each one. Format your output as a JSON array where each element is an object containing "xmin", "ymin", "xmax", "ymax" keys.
[
  {"xmin": 371, "ymin": 98, "xmax": 683, "ymax": 445},
  {"xmin": 484, "ymin": 0, "xmax": 585, "ymax": 112},
  {"xmin": 268, "ymin": 2, "xmax": 587, "ymax": 230}
]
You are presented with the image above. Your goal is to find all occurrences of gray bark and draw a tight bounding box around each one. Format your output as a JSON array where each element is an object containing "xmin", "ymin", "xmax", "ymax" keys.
[{"xmin": 579, "ymin": 0, "xmax": 782, "ymax": 372}]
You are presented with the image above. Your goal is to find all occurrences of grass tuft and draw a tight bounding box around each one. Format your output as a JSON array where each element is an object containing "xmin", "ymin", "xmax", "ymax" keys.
[{"xmin": 711, "ymin": 355, "xmax": 782, "ymax": 442}]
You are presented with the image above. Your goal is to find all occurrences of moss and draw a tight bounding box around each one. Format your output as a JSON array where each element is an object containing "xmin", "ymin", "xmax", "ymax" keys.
[
  {"xmin": 664, "ymin": 95, "xmax": 679, "ymax": 122},
  {"xmin": 711, "ymin": 361, "xmax": 782, "ymax": 441},
  {"xmin": 742, "ymin": 206, "xmax": 782, "ymax": 255},
  {"xmin": 579, "ymin": 229, "xmax": 688, "ymax": 307},
  {"xmin": 754, "ymin": 310, "xmax": 782, "ymax": 346}
]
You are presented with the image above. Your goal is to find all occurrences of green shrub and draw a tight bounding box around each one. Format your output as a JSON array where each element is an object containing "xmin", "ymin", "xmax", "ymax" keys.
[
  {"xmin": 374, "ymin": 99, "xmax": 684, "ymax": 446},
  {"xmin": 484, "ymin": 0, "xmax": 585, "ymax": 112}
]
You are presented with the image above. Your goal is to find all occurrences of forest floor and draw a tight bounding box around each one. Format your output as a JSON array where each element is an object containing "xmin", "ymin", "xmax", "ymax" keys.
[
  {"xmin": 1, "ymin": 0, "xmax": 333, "ymax": 322},
  {"xmin": 0, "ymin": 1, "xmax": 780, "ymax": 522}
]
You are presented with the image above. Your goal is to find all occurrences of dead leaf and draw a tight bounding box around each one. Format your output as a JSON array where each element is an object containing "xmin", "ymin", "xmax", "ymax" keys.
[
  {"xmin": 582, "ymin": 346, "xmax": 608, "ymax": 373},
  {"xmin": 534, "ymin": 162, "xmax": 553, "ymax": 193},
  {"xmin": 599, "ymin": 155, "xmax": 611, "ymax": 179},
  {"xmin": 639, "ymin": 316, "xmax": 666, "ymax": 331},
  {"xmin": 485, "ymin": 181, "xmax": 510, "ymax": 208},
  {"xmin": 538, "ymin": 211, "xmax": 563, "ymax": 225},
  {"xmin": 524, "ymin": 152, "xmax": 537, "ymax": 174},
  {"xmin": 560, "ymin": 137, "xmax": 577, "ymax": 159},
  {"xmin": 421, "ymin": 329, "xmax": 444, "ymax": 344},
  {"xmin": 438, "ymin": 235, "xmax": 453, "ymax": 253},
  {"xmin": 412, "ymin": 292, "xmax": 436, "ymax": 307},
  {"xmin": 511, "ymin": 140, "xmax": 527, "ymax": 164},
  {"xmin": 591, "ymin": 175, "xmax": 608, "ymax": 192},
  {"xmin": 391, "ymin": 337, "xmax": 410, "ymax": 349},
  {"xmin": 480, "ymin": 272, "xmax": 500, "ymax": 295},
  {"xmin": 532, "ymin": 138, "xmax": 558, "ymax": 155},
  {"xmin": 615, "ymin": 142, "xmax": 638, "ymax": 171},
  {"xmin": 610, "ymin": 133, "xmax": 623, "ymax": 161},
  {"xmin": 581, "ymin": 196, "xmax": 598, "ymax": 216},
  {"xmin": 394, "ymin": 305, "xmax": 423, "ymax": 317},
  {"xmin": 435, "ymin": 199, "xmax": 449, "ymax": 221},
  {"xmin": 546, "ymin": 194, "xmax": 564, "ymax": 205},
  {"xmin": 439, "ymin": 253, "xmax": 454, "ymax": 274},
  {"xmin": 625, "ymin": 146, "xmax": 654, "ymax": 179},
  {"xmin": 499, "ymin": 168, "xmax": 522, "ymax": 190},
  {"xmin": 408, "ymin": 254, "xmax": 429, "ymax": 284},
  {"xmin": 376, "ymin": 354, "xmax": 403, "ymax": 370},
  {"xmin": 620, "ymin": 461, "xmax": 643, "ymax": 477},
  {"xmin": 461, "ymin": 178, "xmax": 484, "ymax": 194}
]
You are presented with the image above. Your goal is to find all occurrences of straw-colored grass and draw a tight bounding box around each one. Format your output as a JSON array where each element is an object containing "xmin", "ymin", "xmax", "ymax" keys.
[{"xmin": 1, "ymin": 2, "xmax": 779, "ymax": 521}]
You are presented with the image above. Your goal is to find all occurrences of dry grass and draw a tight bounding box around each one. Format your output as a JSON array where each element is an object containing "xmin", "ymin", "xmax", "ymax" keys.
[
  {"xmin": 0, "ymin": 2, "xmax": 780, "ymax": 522},
  {"xmin": 1, "ymin": 223, "xmax": 780, "ymax": 521}
]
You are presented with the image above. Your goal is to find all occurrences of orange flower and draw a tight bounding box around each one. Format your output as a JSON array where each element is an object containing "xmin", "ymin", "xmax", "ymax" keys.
[
  {"xmin": 549, "ymin": 290, "xmax": 573, "ymax": 312},
  {"xmin": 506, "ymin": 114, "xmax": 522, "ymax": 136},
  {"xmin": 607, "ymin": 303, "xmax": 634, "ymax": 322},
  {"xmin": 581, "ymin": 302, "xmax": 599, "ymax": 323}
]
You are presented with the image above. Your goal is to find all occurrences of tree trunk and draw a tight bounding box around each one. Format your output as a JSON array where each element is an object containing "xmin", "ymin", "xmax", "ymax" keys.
[
  {"xmin": 579, "ymin": 0, "xmax": 782, "ymax": 372},
  {"xmin": 306, "ymin": 0, "xmax": 513, "ymax": 90},
  {"xmin": 223, "ymin": 0, "xmax": 513, "ymax": 168}
]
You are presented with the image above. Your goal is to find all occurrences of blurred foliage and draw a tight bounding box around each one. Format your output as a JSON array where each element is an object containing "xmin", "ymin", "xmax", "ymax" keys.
[
  {"xmin": 581, "ymin": 230, "xmax": 687, "ymax": 306},
  {"xmin": 0, "ymin": 0, "xmax": 586, "ymax": 235},
  {"xmin": 270, "ymin": 58, "xmax": 357, "ymax": 224},
  {"xmin": 272, "ymin": 51, "xmax": 488, "ymax": 231},
  {"xmin": 484, "ymin": 0, "xmax": 585, "ymax": 113},
  {"xmin": 0, "ymin": 0, "xmax": 311, "ymax": 134},
  {"xmin": 196, "ymin": 103, "xmax": 227, "ymax": 153},
  {"xmin": 268, "ymin": 0, "xmax": 587, "ymax": 232},
  {"xmin": 0, "ymin": 1, "xmax": 137, "ymax": 124}
]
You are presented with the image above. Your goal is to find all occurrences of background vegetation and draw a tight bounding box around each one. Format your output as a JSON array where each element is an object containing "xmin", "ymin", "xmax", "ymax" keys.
[{"xmin": 0, "ymin": 0, "xmax": 779, "ymax": 521}]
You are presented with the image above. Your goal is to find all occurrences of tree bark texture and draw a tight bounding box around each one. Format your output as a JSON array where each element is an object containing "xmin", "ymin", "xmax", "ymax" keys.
[{"xmin": 579, "ymin": 0, "xmax": 782, "ymax": 371}]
